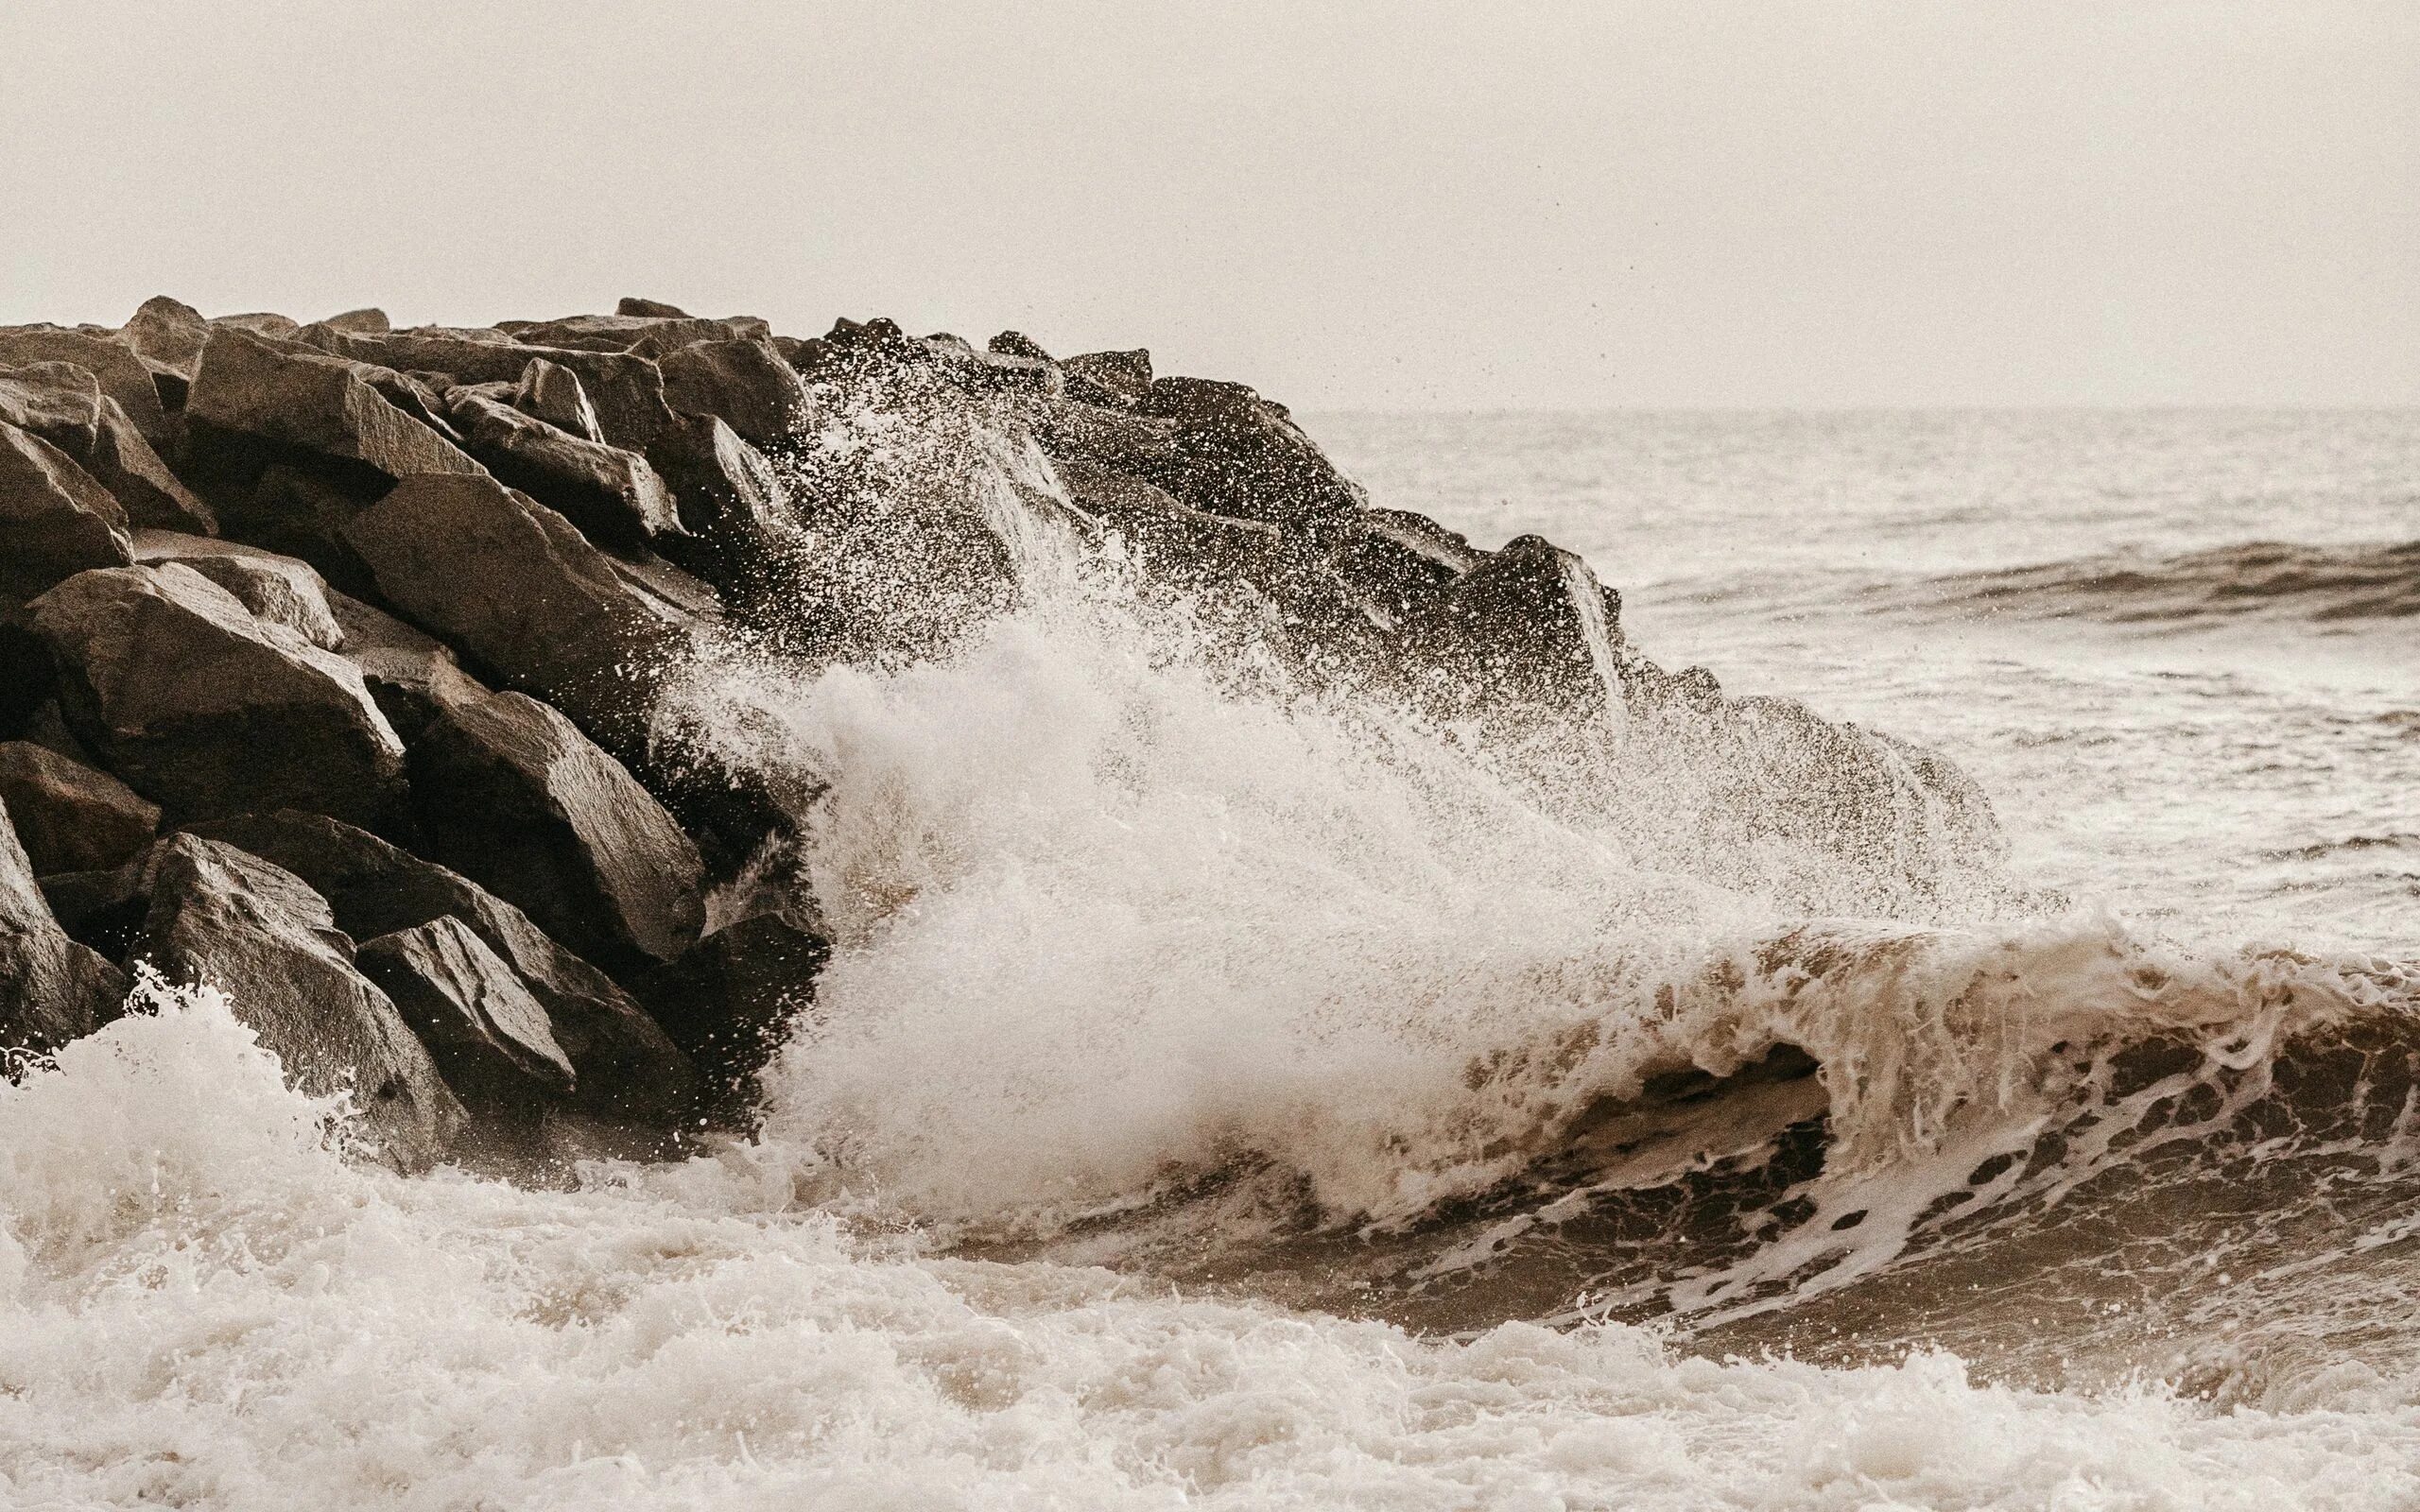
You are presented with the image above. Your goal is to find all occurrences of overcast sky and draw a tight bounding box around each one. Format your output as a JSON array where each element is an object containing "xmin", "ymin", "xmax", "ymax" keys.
[{"xmin": 5, "ymin": 2, "xmax": 2414, "ymax": 410}]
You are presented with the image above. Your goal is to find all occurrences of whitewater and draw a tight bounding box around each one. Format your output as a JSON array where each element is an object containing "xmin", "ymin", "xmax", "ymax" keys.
[{"xmin": 5, "ymin": 407, "xmax": 2417, "ymax": 1509}]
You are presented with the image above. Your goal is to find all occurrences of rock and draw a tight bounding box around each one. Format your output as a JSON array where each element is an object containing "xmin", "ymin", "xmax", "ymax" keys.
[
  {"xmin": 82, "ymin": 397, "xmax": 217, "ymax": 532},
  {"xmin": 215, "ymin": 463, "xmax": 381, "ymax": 599},
  {"xmin": 407, "ymin": 689, "xmax": 707, "ymax": 972},
  {"xmin": 513, "ymin": 314, "xmax": 747, "ymax": 355},
  {"xmin": 0, "ymin": 797, "xmax": 128, "ymax": 1054},
  {"xmin": 130, "ymin": 531, "xmax": 344, "ymax": 647},
  {"xmin": 181, "ymin": 810, "xmax": 699, "ymax": 1124},
  {"xmin": 321, "ymin": 307, "xmax": 389, "ymax": 333},
  {"xmin": 0, "ymin": 421, "xmax": 133, "ymax": 610},
  {"xmin": 184, "ymin": 329, "xmax": 485, "ymax": 488},
  {"xmin": 658, "ymin": 337, "xmax": 811, "ymax": 450},
  {"xmin": 618, "ymin": 297, "xmax": 690, "ymax": 318},
  {"xmin": 341, "ymin": 473, "xmax": 706, "ymax": 754},
  {"xmin": 443, "ymin": 391, "xmax": 683, "ymax": 548},
  {"xmin": 210, "ymin": 313, "xmax": 301, "ymax": 338},
  {"xmin": 37, "ymin": 862, "xmax": 147, "ymax": 963},
  {"xmin": 512, "ymin": 358, "xmax": 604, "ymax": 443},
  {"xmin": 989, "ymin": 331, "xmax": 1053, "ymax": 363},
  {"xmin": 0, "ymin": 741, "xmax": 159, "ymax": 874},
  {"xmin": 1325, "ymin": 508, "xmax": 1484, "ymax": 627},
  {"xmin": 1394, "ymin": 535, "xmax": 1627, "ymax": 718},
  {"xmin": 324, "ymin": 588, "xmax": 486, "ymax": 739},
  {"xmin": 357, "ymin": 916, "xmax": 577, "ymax": 1118},
  {"xmin": 0, "ymin": 361, "xmax": 102, "ymax": 454},
  {"xmin": 133, "ymin": 833, "xmax": 464, "ymax": 1170},
  {"xmin": 0, "ymin": 326, "xmax": 169, "ymax": 443},
  {"xmin": 644, "ymin": 412, "xmax": 801, "ymax": 589},
  {"xmin": 1135, "ymin": 377, "xmax": 1368, "ymax": 530},
  {"xmin": 1062, "ymin": 349, "xmax": 1153, "ymax": 408},
  {"xmin": 639, "ymin": 914, "xmax": 828, "ymax": 1119},
  {"xmin": 118, "ymin": 296, "xmax": 211, "ymax": 391},
  {"xmin": 1055, "ymin": 458, "xmax": 1284, "ymax": 584},
  {"xmin": 290, "ymin": 327, "xmax": 679, "ymax": 453},
  {"xmin": 25, "ymin": 563, "xmax": 406, "ymax": 824}
]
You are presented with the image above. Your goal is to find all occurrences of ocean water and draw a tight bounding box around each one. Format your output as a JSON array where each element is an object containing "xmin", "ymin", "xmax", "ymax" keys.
[{"xmin": 3, "ymin": 409, "xmax": 2416, "ymax": 1509}]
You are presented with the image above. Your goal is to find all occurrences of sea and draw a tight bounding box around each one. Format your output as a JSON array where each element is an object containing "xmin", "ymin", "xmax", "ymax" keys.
[{"xmin": 2, "ymin": 408, "xmax": 2414, "ymax": 1509}]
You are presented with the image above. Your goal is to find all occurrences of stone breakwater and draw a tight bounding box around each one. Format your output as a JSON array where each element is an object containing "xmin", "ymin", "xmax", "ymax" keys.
[{"xmin": 0, "ymin": 296, "xmax": 1999, "ymax": 1168}]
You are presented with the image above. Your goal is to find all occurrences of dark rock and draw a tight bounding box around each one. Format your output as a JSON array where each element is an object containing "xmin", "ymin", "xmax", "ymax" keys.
[
  {"xmin": 1135, "ymin": 377, "xmax": 1368, "ymax": 530},
  {"xmin": 1394, "ymin": 534, "xmax": 1626, "ymax": 718},
  {"xmin": 357, "ymin": 917, "xmax": 577, "ymax": 1117},
  {"xmin": 443, "ymin": 391, "xmax": 683, "ymax": 548},
  {"xmin": 514, "ymin": 314, "xmax": 746, "ymax": 355},
  {"xmin": 133, "ymin": 833, "xmax": 464, "ymax": 1169},
  {"xmin": 989, "ymin": 331, "xmax": 1053, "ymax": 363},
  {"xmin": 1062, "ymin": 349, "xmax": 1153, "ymax": 408},
  {"xmin": 130, "ymin": 531, "xmax": 344, "ymax": 647},
  {"xmin": 182, "ymin": 810, "xmax": 699, "ymax": 1124},
  {"xmin": 0, "ymin": 421, "xmax": 133, "ymax": 610},
  {"xmin": 639, "ymin": 914, "xmax": 828, "ymax": 1120},
  {"xmin": 618, "ymin": 298, "xmax": 691, "ymax": 318},
  {"xmin": 25, "ymin": 563, "xmax": 406, "ymax": 824},
  {"xmin": 408, "ymin": 688, "xmax": 707, "ymax": 971},
  {"xmin": 659, "ymin": 337, "xmax": 811, "ymax": 450},
  {"xmin": 511, "ymin": 358, "xmax": 605, "ymax": 443},
  {"xmin": 342, "ymin": 473, "xmax": 707, "ymax": 754},
  {"xmin": 321, "ymin": 308, "xmax": 389, "ymax": 334},
  {"xmin": 216, "ymin": 463, "xmax": 382, "ymax": 599},
  {"xmin": 185, "ymin": 330, "xmax": 486, "ymax": 488},
  {"xmin": 290, "ymin": 328, "xmax": 679, "ymax": 453},
  {"xmin": 1056, "ymin": 458, "xmax": 1283, "ymax": 584},
  {"xmin": 37, "ymin": 862, "xmax": 147, "ymax": 963},
  {"xmin": 1325, "ymin": 508, "xmax": 1483, "ymax": 627},
  {"xmin": 0, "ymin": 327, "xmax": 170, "ymax": 443},
  {"xmin": 0, "ymin": 741, "xmax": 160, "ymax": 874},
  {"xmin": 83, "ymin": 397, "xmax": 217, "ymax": 532},
  {"xmin": 0, "ymin": 797, "xmax": 128, "ymax": 1055},
  {"xmin": 644, "ymin": 412, "xmax": 801, "ymax": 588}
]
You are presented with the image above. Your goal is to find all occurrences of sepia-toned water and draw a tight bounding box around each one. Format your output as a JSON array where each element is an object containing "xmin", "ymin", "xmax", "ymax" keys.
[{"xmin": 3, "ymin": 409, "xmax": 2415, "ymax": 1508}]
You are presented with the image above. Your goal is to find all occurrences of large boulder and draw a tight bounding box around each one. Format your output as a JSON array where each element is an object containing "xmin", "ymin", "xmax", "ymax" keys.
[
  {"xmin": 644, "ymin": 412, "xmax": 802, "ymax": 590},
  {"xmin": 184, "ymin": 329, "xmax": 485, "ymax": 489},
  {"xmin": 0, "ymin": 797, "xmax": 128, "ymax": 1055},
  {"xmin": 130, "ymin": 531, "xmax": 343, "ymax": 648},
  {"xmin": 357, "ymin": 917, "xmax": 577, "ymax": 1120},
  {"xmin": 133, "ymin": 834, "xmax": 464, "ymax": 1170},
  {"xmin": 512, "ymin": 358, "xmax": 604, "ymax": 442},
  {"xmin": 1132, "ymin": 377, "xmax": 1368, "ymax": 531},
  {"xmin": 0, "ymin": 422, "xmax": 133, "ymax": 610},
  {"xmin": 24, "ymin": 564, "xmax": 406, "ymax": 824},
  {"xmin": 341, "ymin": 473, "xmax": 707, "ymax": 754},
  {"xmin": 289, "ymin": 327, "xmax": 678, "ymax": 452},
  {"xmin": 658, "ymin": 337, "xmax": 810, "ymax": 450},
  {"xmin": 639, "ymin": 913, "xmax": 829, "ymax": 1122},
  {"xmin": 182, "ymin": 810, "xmax": 700, "ymax": 1124},
  {"xmin": 1, "ymin": 362, "xmax": 215, "ymax": 532},
  {"xmin": 0, "ymin": 741, "xmax": 159, "ymax": 875},
  {"xmin": 407, "ymin": 689, "xmax": 708, "ymax": 972},
  {"xmin": 443, "ymin": 391, "xmax": 683, "ymax": 548},
  {"xmin": 1061, "ymin": 349, "xmax": 1153, "ymax": 408},
  {"xmin": 0, "ymin": 326, "xmax": 168, "ymax": 443},
  {"xmin": 0, "ymin": 361, "xmax": 101, "ymax": 453},
  {"xmin": 1393, "ymin": 534, "xmax": 1627, "ymax": 719},
  {"xmin": 511, "ymin": 314, "xmax": 751, "ymax": 355},
  {"xmin": 118, "ymin": 296, "xmax": 211, "ymax": 395},
  {"xmin": 323, "ymin": 589, "xmax": 486, "ymax": 740}
]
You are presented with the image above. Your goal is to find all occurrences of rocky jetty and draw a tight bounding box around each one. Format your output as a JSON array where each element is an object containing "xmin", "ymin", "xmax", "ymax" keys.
[{"xmin": 0, "ymin": 295, "xmax": 2000, "ymax": 1165}]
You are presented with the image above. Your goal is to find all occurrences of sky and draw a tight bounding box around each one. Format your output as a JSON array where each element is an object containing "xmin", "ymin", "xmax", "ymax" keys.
[{"xmin": 4, "ymin": 2, "xmax": 2415, "ymax": 411}]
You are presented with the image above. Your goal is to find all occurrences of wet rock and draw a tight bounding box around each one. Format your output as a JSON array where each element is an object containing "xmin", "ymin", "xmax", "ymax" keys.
[
  {"xmin": 408, "ymin": 688, "xmax": 707, "ymax": 972},
  {"xmin": 1062, "ymin": 349, "xmax": 1153, "ymax": 408},
  {"xmin": 182, "ymin": 810, "xmax": 699, "ymax": 1124},
  {"xmin": 1325, "ymin": 508, "xmax": 1484, "ymax": 627},
  {"xmin": 0, "ymin": 741, "xmax": 159, "ymax": 875},
  {"xmin": 358, "ymin": 916, "xmax": 578, "ymax": 1117},
  {"xmin": 342, "ymin": 473, "xmax": 706, "ymax": 754},
  {"xmin": 25, "ymin": 563, "xmax": 406, "ymax": 824},
  {"xmin": 512, "ymin": 358, "xmax": 604, "ymax": 443},
  {"xmin": 443, "ymin": 391, "xmax": 683, "ymax": 548},
  {"xmin": 639, "ymin": 914, "xmax": 828, "ymax": 1120},
  {"xmin": 659, "ymin": 337, "xmax": 811, "ymax": 450},
  {"xmin": 0, "ymin": 421, "xmax": 133, "ymax": 610},
  {"xmin": 1056, "ymin": 458, "xmax": 1283, "ymax": 583},
  {"xmin": 134, "ymin": 833, "xmax": 464, "ymax": 1170},
  {"xmin": 0, "ymin": 797, "xmax": 128, "ymax": 1055},
  {"xmin": 989, "ymin": 331, "xmax": 1053, "ymax": 363},
  {"xmin": 130, "ymin": 531, "xmax": 344, "ymax": 647},
  {"xmin": 645, "ymin": 412, "xmax": 801, "ymax": 589},
  {"xmin": 36, "ymin": 862, "xmax": 147, "ymax": 963},
  {"xmin": 290, "ymin": 327, "xmax": 679, "ymax": 453},
  {"xmin": 1394, "ymin": 534, "xmax": 1626, "ymax": 717},
  {"xmin": 185, "ymin": 330, "xmax": 485, "ymax": 488},
  {"xmin": 1135, "ymin": 376, "xmax": 1368, "ymax": 530},
  {"xmin": 0, "ymin": 326, "xmax": 169, "ymax": 443}
]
